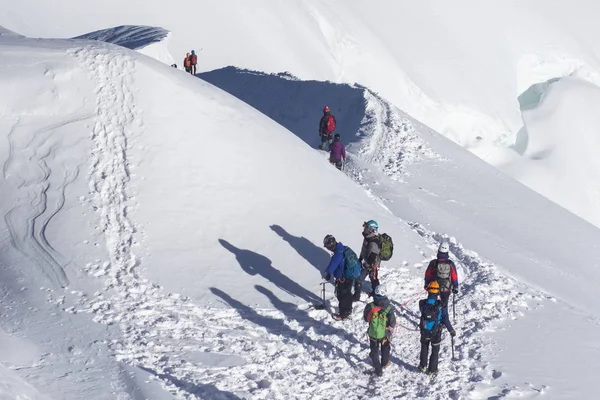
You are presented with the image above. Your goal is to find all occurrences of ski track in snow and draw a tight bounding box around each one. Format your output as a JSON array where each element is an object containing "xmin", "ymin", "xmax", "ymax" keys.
[
  {"xmin": 2, "ymin": 114, "xmax": 90, "ymax": 288},
  {"xmin": 55, "ymin": 51, "xmax": 549, "ymax": 399}
]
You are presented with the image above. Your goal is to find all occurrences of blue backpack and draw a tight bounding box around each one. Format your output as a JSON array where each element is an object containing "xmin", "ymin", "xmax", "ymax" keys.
[
  {"xmin": 342, "ymin": 247, "xmax": 361, "ymax": 279},
  {"xmin": 420, "ymin": 299, "xmax": 441, "ymax": 339}
]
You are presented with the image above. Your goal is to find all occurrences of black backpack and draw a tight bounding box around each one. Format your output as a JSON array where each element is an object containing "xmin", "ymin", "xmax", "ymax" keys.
[{"xmin": 420, "ymin": 299, "xmax": 441, "ymax": 340}]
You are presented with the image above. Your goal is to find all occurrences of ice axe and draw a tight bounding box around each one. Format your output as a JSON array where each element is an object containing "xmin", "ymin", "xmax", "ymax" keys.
[{"xmin": 314, "ymin": 281, "xmax": 327, "ymax": 310}]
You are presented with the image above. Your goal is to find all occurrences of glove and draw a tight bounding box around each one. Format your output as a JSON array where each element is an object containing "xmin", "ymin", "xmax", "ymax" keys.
[
  {"xmin": 343, "ymin": 158, "xmax": 347, "ymax": 161},
  {"xmin": 452, "ymin": 288, "xmax": 459, "ymax": 294},
  {"xmin": 325, "ymin": 273, "xmax": 331, "ymax": 281},
  {"xmin": 449, "ymin": 329, "xmax": 456, "ymax": 337}
]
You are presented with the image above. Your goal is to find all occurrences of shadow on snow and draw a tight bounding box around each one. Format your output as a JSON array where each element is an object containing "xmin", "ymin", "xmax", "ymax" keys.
[
  {"xmin": 138, "ymin": 366, "xmax": 243, "ymax": 400},
  {"xmin": 269, "ymin": 224, "xmax": 330, "ymax": 276},
  {"xmin": 200, "ymin": 67, "xmax": 367, "ymax": 149},
  {"xmin": 210, "ymin": 287, "xmax": 365, "ymax": 366},
  {"xmin": 219, "ymin": 238, "xmax": 320, "ymax": 304}
]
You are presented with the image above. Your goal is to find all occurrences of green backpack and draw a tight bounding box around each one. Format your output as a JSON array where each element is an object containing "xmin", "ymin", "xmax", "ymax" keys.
[
  {"xmin": 378, "ymin": 233, "xmax": 394, "ymax": 261},
  {"xmin": 367, "ymin": 305, "xmax": 392, "ymax": 339}
]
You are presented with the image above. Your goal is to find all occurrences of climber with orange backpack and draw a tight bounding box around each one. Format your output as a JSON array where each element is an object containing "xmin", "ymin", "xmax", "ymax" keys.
[
  {"xmin": 319, "ymin": 106, "xmax": 336, "ymax": 150},
  {"xmin": 189, "ymin": 50, "xmax": 198, "ymax": 75},
  {"xmin": 183, "ymin": 53, "xmax": 191, "ymax": 73}
]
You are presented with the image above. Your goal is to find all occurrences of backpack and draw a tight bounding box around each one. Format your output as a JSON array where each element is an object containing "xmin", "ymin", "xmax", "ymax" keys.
[
  {"xmin": 436, "ymin": 261, "xmax": 452, "ymax": 290},
  {"xmin": 342, "ymin": 247, "xmax": 361, "ymax": 279},
  {"xmin": 190, "ymin": 54, "xmax": 197, "ymax": 64},
  {"xmin": 367, "ymin": 305, "xmax": 392, "ymax": 339},
  {"xmin": 420, "ymin": 299, "xmax": 441, "ymax": 339},
  {"xmin": 326, "ymin": 114, "xmax": 336, "ymax": 134},
  {"xmin": 378, "ymin": 233, "xmax": 394, "ymax": 261}
]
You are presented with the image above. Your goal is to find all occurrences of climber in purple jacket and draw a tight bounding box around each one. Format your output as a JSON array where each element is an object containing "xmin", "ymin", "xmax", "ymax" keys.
[{"xmin": 329, "ymin": 133, "xmax": 346, "ymax": 170}]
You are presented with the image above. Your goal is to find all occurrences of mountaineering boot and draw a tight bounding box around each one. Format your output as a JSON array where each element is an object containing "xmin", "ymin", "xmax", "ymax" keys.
[
  {"xmin": 375, "ymin": 369, "xmax": 383, "ymax": 377},
  {"xmin": 332, "ymin": 314, "xmax": 347, "ymax": 321},
  {"xmin": 419, "ymin": 366, "xmax": 427, "ymax": 373},
  {"xmin": 383, "ymin": 360, "xmax": 391, "ymax": 369}
]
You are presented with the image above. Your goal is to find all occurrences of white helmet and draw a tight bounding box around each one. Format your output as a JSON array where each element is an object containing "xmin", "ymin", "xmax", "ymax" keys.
[
  {"xmin": 374, "ymin": 284, "xmax": 387, "ymax": 297},
  {"xmin": 438, "ymin": 242, "xmax": 450, "ymax": 254}
]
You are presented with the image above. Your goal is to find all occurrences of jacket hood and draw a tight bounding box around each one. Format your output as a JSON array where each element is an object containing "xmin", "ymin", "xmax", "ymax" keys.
[
  {"xmin": 374, "ymin": 295, "xmax": 391, "ymax": 308},
  {"xmin": 362, "ymin": 231, "xmax": 379, "ymax": 240},
  {"xmin": 426, "ymin": 293, "xmax": 439, "ymax": 302}
]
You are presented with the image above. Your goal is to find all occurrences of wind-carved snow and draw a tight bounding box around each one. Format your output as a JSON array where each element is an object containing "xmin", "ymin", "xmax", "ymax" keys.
[
  {"xmin": 73, "ymin": 25, "xmax": 169, "ymax": 51},
  {"xmin": 74, "ymin": 25, "xmax": 175, "ymax": 66},
  {"xmin": 1, "ymin": 115, "xmax": 90, "ymax": 288}
]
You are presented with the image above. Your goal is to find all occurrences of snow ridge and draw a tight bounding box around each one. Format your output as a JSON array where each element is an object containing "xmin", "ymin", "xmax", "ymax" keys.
[
  {"xmin": 200, "ymin": 67, "xmax": 439, "ymax": 178},
  {"xmin": 68, "ymin": 45, "xmax": 256, "ymax": 399}
]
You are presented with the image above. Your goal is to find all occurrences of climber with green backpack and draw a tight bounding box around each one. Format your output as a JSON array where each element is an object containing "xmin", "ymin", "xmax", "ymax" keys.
[
  {"xmin": 363, "ymin": 284, "xmax": 396, "ymax": 376},
  {"xmin": 323, "ymin": 234, "xmax": 361, "ymax": 320},
  {"xmin": 353, "ymin": 220, "xmax": 394, "ymax": 301}
]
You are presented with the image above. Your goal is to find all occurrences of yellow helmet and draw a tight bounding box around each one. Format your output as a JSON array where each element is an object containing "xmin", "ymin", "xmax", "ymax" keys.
[{"xmin": 427, "ymin": 281, "xmax": 440, "ymax": 294}]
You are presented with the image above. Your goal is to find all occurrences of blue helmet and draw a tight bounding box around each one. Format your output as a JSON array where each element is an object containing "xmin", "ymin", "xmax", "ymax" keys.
[
  {"xmin": 191, "ymin": 50, "xmax": 195, "ymax": 55},
  {"xmin": 363, "ymin": 220, "xmax": 378, "ymax": 232}
]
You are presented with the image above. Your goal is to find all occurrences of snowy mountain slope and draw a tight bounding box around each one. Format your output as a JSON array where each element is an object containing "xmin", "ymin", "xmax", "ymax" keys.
[
  {"xmin": 0, "ymin": 35, "xmax": 179, "ymax": 400},
  {"xmin": 4, "ymin": 0, "xmax": 600, "ymax": 147},
  {"xmin": 5, "ymin": 0, "xmax": 600, "ymax": 228},
  {"xmin": 3, "ymin": 24, "xmax": 600, "ymax": 400},
  {"xmin": 73, "ymin": 25, "xmax": 175, "ymax": 66},
  {"xmin": 201, "ymin": 66, "xmax": 600, "ymax": 316},
  {"xmin": 201, "ymin": 67, "xmax": 600, "ymax": 397},
  {"xmin": 0, "ymin": 31, "xmax": 438, "ymax": 399}
]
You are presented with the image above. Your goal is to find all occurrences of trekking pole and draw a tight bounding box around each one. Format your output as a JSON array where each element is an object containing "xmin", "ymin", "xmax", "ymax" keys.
[
  {"xmin": 451, "ymin": 334, "xmax": 456, "ymax": 361},
  {"xmin": 452, "ymin": 292, "xmax": 456, "ymax": 323}
]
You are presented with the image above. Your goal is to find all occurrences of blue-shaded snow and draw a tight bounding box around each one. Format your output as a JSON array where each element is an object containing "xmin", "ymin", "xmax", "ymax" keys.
[{"xmin": 73, "ymin": 25, "xmax": 169, "ymax": 50}]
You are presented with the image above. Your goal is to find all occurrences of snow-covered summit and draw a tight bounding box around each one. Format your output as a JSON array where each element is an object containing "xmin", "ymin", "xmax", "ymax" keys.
[{"xmin": 4, "ymin": 1, "xmax": 600, "ymax": 227}]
